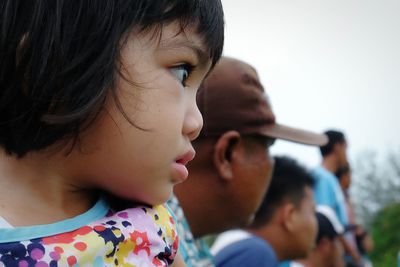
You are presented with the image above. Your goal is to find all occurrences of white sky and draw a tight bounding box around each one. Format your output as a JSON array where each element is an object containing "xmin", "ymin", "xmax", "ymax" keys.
[{"xmin": 221, "ymin": 0, "xmax": 400, "ymax": 167}]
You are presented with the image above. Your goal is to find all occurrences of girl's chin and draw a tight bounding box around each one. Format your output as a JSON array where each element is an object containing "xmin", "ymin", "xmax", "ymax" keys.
[{"xmin": 170, "ymin": 162, "xmax": 189, "ymax": 184}]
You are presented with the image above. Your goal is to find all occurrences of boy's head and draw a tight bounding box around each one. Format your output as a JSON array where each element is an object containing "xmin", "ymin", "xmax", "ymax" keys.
[
  {"xmin": 250, "ymin": 156, "xmax": 318, "ymax": 260},
  {"xmin": 174, "ymin": 57, "xmax": 327, "ymax": 237},
  {"xmin": 319, "ymin": 130, "xmax": 348, "ymax": 166},
  {"xmin": 0, "ymin": 0, "xmax": 224, "ymax": 157},
  {"xmin": 314, "ymin": 206, "xmax": 344, "ymax": 266}
]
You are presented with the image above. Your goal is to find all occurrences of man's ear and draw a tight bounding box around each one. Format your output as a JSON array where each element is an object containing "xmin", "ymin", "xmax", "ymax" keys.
[
  {"xmin": 213, "ymin": 131, "xmax": 241, "ymax": 181},
  {"xmin": 281, "ymin": 203, "xmax": 297, "ymax": 233}
]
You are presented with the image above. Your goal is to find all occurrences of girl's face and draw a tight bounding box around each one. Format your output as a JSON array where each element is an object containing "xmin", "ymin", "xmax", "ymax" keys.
[{"xmin": 67, "ymin": 22, "xmax": 211, "ymax": 205}]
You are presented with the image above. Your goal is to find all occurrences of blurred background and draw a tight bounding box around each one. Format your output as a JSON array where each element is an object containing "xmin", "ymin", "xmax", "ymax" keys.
[{"xmin": 221, "ymin": 1, "xmax": 400, "ymax": 266}]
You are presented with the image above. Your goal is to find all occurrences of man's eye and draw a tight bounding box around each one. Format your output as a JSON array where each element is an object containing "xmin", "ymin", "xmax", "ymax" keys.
[{"xmin": 170, "ymin": 64, "xmax": 192, "ymax": 85}]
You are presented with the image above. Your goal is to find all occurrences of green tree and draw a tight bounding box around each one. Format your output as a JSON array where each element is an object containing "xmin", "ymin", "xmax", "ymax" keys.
[
  {"xmin": 370, "ymin": 203, "xmax": 400, "ymax": 267},
  {"xmin": 351, "ymin": 149, "xmax": 400, "ymax": 266},
  {"xmin": 352, "ymin": 149, "xmax": 400, "ymax": 227}
]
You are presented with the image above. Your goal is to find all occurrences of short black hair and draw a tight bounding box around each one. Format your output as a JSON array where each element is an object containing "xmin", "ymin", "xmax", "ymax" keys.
[
  {"xmin": 320, "ymin": 130, "xmax": 346, "ymax": 157},
  {"xmin": 0, "ymin": 0, "xmax": 224, "ymax": 157},
  {"xmin": 251, "ymin": 156, "xmax": 315, "ymax": 229}
]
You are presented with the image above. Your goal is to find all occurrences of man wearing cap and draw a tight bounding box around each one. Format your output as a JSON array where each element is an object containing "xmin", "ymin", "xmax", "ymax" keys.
[
  {"xmin": 211, "ymin": 156, "xmax": 318, "ymax": 267},
  {"xmin": 168, "ymin": 57, "xmax": 327, "ymax": 267},
  {"xmin": 290, "ymin": 206, "xmax": 345, "ymax": 267}
]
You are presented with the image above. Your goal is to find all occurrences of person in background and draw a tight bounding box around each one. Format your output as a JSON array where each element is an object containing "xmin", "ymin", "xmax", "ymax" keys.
[
  {"xmin": 312, "ymin": 130, "xmax": 362, "ymax": 266},
  {"xmin": 291, "ymin": 206, "xmax": 345, "ymax": 267},
  {"xmin": 335, "ymin": 164, "xmax": 359, "ymax": 267},
  {"xmin": 335, "ymin": 164, "xmax": 356, "ymax": 228},
  {"xmin": 355, "ymin": 226, "xmax": 374, "ymax": 267},
  {"xmin": 169, "ymin": 57, "xmax": 327, "ymax": 267},
  {"xmin": 212, "ymin": 156, "xmax": 318, "ymax": 267},
  {"xmin": 313, "ymin": 130, "xmax": 349, "ymax": 226}
]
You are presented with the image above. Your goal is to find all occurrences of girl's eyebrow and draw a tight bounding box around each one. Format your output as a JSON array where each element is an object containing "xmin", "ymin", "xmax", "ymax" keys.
[{"xmin": 159, "ymin": 39, "xmax": 210, "ymax": 66}]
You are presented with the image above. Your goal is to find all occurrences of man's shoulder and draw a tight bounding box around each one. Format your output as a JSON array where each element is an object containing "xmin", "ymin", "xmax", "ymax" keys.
[
  {"xmin": 312, "ymin": 166, "xmax": 337, "ymax": 183},
  {"xmin": 214, "ymin": 234, "xmax": 277, "ymax": 267},
  {"xmin": 211, "ymin": 229, "xmax": 252, "ymax": 255},
  {"xmin": 224, "ymin": 234, "xmax": 272, "ymax": 252},
  {"xmin": 237, "ymin": 235, "xmax": 274, "ymax": 254}
]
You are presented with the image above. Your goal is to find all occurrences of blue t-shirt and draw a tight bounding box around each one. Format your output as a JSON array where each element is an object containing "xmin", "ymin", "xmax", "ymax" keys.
[
  {"xmin": 312, "ymin": 166, "xmax": 348, "ymax": 226},
  {"xmin": 214, "ymin": 235, "xmax": 278, "ymax": 267}
]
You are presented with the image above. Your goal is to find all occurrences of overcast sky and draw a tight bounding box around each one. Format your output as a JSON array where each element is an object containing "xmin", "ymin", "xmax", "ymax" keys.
[{"xmin": 221, "ymin": 0, "xmax": 400, "ymax": 167}]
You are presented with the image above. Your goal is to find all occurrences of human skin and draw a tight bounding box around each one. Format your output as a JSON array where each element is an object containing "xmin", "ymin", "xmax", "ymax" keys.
[{"xmin": 0, "ymin": 22, "xmax": 212, "ymax": 226}]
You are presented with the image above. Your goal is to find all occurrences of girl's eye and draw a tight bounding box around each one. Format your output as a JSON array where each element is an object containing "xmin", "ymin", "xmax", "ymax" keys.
[{"xmin": 170, "ymin": 64, "xmax": 193, "ymax": 85}]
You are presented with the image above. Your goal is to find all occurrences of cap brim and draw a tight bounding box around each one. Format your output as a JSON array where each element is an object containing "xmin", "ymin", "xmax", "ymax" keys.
[{"xmin": 259, "ymin": 123, "xmax": 328, "ymax": 146}]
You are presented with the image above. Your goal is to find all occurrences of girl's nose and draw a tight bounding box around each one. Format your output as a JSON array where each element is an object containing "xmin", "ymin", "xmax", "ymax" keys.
[{"xmin": 183, "ymin": 101, "xmax": 203, "ymax": 141}]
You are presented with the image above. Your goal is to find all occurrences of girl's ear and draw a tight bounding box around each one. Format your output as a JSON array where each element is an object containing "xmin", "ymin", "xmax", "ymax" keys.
[{"xmin": 213, "ymin": 131, "xmax": 241, "ymax": 181}]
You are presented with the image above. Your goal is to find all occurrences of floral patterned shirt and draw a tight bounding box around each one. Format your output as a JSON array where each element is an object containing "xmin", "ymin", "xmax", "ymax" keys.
[{"xmin": 0, "ymin": 198, "xmax": 178, "ymax": 266}]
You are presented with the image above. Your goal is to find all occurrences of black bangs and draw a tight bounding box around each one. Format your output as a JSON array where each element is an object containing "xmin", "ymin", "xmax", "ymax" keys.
[
  {"xmin": 194, "ymin": 0, "xmax": 225, "ymax": 66},
  {"xmin": 0, "ymin": 0, "xmax": 224, "ymax": 157},
  {"xmin": 134, "ymin": 0, "xmax": 225, "ymax": 66}
]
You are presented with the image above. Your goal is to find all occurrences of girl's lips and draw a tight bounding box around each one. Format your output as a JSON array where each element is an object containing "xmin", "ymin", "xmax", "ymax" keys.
[
  {"xmin": 172, "ymin": 149, "xmax": 196, "ymax": 183},
  {"xmin": 175, "ymin": 150, "xmax": 196, "ymax": 165}
]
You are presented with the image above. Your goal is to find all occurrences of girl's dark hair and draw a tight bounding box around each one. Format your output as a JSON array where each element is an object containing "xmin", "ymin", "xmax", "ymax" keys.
[{"xmin": 0, "ymin": 0, "xmax": 224, "ymax": 157}]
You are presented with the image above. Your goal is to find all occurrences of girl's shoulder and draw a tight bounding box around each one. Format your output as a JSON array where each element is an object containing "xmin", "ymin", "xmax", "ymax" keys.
[{"xmin": 0, "ymin": 199, "xmax": 178, "ymax": 266}]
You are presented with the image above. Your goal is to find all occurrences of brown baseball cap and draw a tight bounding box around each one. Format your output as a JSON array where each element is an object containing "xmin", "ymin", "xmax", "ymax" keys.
[{"xmin": 197, "ymin": 57, "xmax": 328, "ymax": 146}]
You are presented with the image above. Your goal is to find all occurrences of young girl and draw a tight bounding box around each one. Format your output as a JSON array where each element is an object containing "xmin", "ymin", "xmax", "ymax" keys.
[{"xmin": 0, "ymin": 1, "xmax": 224, "ymax": 266}]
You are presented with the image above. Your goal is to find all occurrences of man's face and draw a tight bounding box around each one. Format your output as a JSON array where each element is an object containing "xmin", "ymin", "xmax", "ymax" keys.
[
  {"xmin": 341, "ymin": 172, "xmax": 351, "ymax": 190},
  {"xmin": 290, "ymin": 186, "xmax": 318, "ymax": 258},
  {"xmin": 335, "ymin": 142, "xmax": 348, "ymax": 167},
  {"xmin": 230, "ymin": 136, "xmax": 275, "ymax": 227}
]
